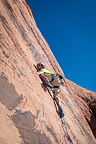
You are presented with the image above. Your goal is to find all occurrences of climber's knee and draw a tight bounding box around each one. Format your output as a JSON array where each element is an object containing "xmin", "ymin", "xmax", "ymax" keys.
[{"xmin": 43, "ymin": 82, "xmax": 53, "ymax": 89}]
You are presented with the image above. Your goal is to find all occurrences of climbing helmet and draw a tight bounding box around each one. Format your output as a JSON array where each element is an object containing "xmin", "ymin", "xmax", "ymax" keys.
[{"xmin": 37, "ymin": 62, "xmax": 45, "ymax": 70}]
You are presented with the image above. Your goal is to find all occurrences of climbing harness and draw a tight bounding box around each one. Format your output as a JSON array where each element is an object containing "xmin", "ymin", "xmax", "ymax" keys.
[{"xmin": 50, "ymin": 74, "xmax": 55, "ymax": 83}]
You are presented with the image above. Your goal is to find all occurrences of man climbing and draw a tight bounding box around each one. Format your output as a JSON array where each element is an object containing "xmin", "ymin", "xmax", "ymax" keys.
[
  {"xmin": 36, "ymin": 62, "xmax": 56, "ymax": 89},
  {"xmin": 36, "ymin": 62, "xmax": 65, "ymax": 119},
  {"xmin": 36, "ymin": 62, "xmax": 73, "ymax": 143},
  {"xmin": 36, "ymin": 62, "xmax": 65, "ymax": 98}
]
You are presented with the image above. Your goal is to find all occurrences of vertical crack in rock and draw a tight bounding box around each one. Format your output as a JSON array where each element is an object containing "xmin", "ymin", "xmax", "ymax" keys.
[
  {"xmin": 2, "ymin": 51, "xmax": 9, "ymax": 59},
  {"xmin": 2, "ymin": 0, "xmax": 28, "ymax": 41},
  {"xmin": 2, "ymin": 0, "xmax": 13, "ymax": 11},
  {"xmin": 65, "ymin": 101, "xmax": 96, "ymax": 144},
  {"xmin": 0, "ymin": 14, "xmax": 12, "ymax": 31},
  {"xmin": 28, "ymin": 43, "xmax": 41, "ymax": 62},
  {"xmin": 46, "ymin": 124, "xmax": 60, "ymax": 144}
]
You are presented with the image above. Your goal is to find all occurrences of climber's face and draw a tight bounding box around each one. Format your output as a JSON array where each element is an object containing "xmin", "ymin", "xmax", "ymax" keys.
[
  {"xmin": 37, "ymin": 62, "xmax": 45, "ymax": 70},
  {"xmin": 37, "ymin": 63, "xmax": 41, "ymax": 70}
]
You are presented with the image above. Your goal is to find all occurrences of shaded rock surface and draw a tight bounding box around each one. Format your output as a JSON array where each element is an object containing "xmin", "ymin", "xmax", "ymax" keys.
[{"xmin": 0, "ymin": 0, "xmax": 96, "ymax": 143}]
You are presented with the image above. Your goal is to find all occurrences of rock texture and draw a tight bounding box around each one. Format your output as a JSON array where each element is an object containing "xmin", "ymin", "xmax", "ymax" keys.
[{"xmin": 0, "ymin": 0, "xmax": 96, "ymax": 144}]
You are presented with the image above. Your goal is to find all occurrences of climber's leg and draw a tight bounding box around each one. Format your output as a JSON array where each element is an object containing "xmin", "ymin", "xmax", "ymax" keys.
[
  {"xmin": 58, "ymin": 106, "xmax": 64, "ymax": 118},
  {"xmin": 43, "ymin": 82, "xmax": 53, "ymax": 89},
  {"xmin": 53, "ymin": 87, "xmax": 60, "ymax": 99}
]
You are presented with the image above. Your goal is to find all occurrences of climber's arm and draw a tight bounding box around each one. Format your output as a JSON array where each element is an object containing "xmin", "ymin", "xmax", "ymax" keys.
[{"xmin": 37, "ymin": 71, "xmax": 44, "ymax": 75}]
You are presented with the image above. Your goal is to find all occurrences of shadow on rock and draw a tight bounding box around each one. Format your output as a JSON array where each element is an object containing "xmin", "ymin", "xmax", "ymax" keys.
[
  {"xmin": 0, "ymin": 73, "xmax": 23, "ymax": 110},
  {"xmin": 11, "ymin": 110, "xmax": 51, "ymax": 144}
]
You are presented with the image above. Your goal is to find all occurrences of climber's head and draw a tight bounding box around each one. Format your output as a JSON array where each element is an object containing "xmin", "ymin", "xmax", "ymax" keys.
[{"xmin": 37, "ymin": 62, "xmax": 45, "ymax": 70}]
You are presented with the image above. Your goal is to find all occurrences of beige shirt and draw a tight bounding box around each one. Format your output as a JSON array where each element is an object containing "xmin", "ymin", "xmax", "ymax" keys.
[{"xmin": 51, "ymin": 76, "xmax": 61, "ymax": 87}]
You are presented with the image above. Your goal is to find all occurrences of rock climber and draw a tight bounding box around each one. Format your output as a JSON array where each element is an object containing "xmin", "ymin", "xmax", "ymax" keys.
[
  {"xmin": 36, "ymin": 62, "xmax": 65, "ymax": 119},
  {"xmin": 36, "ymin": 62, "xmax": 65, "ymax": 98},
  {"xmin": 36, "ymin": 62, "xmax": 56, "ymax": 89}
]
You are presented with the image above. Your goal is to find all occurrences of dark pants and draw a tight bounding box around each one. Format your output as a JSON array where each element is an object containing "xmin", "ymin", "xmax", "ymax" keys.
[
  {"xmin": 43, "ymin": 82, "xmax": 53, "ymax": 89},
  {"xmin": 58, "ymin": 106, "xmax": 64, "ymax": 118}
]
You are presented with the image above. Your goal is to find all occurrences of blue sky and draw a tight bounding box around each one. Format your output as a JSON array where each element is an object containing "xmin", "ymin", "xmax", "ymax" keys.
[{"xmin": 27, "ymin": 0, "xmax": 96, "ymax": 92}]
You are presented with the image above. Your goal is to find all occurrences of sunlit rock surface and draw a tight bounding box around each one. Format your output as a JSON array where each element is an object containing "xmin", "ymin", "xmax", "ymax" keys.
[{"xmin": 0, "ymin": 0, "xmax": 96, "ymax": 143}]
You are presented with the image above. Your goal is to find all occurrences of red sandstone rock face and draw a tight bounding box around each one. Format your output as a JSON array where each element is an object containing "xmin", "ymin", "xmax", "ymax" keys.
[{"xmin": 0, "ymin": 0, "xmax": 96, "ymax": 144}]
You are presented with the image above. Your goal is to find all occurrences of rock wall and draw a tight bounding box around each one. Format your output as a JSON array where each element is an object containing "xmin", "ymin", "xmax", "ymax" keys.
[{"xmin": 0, "ymin": 0, "xmax": 96, "ymax": 143}]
